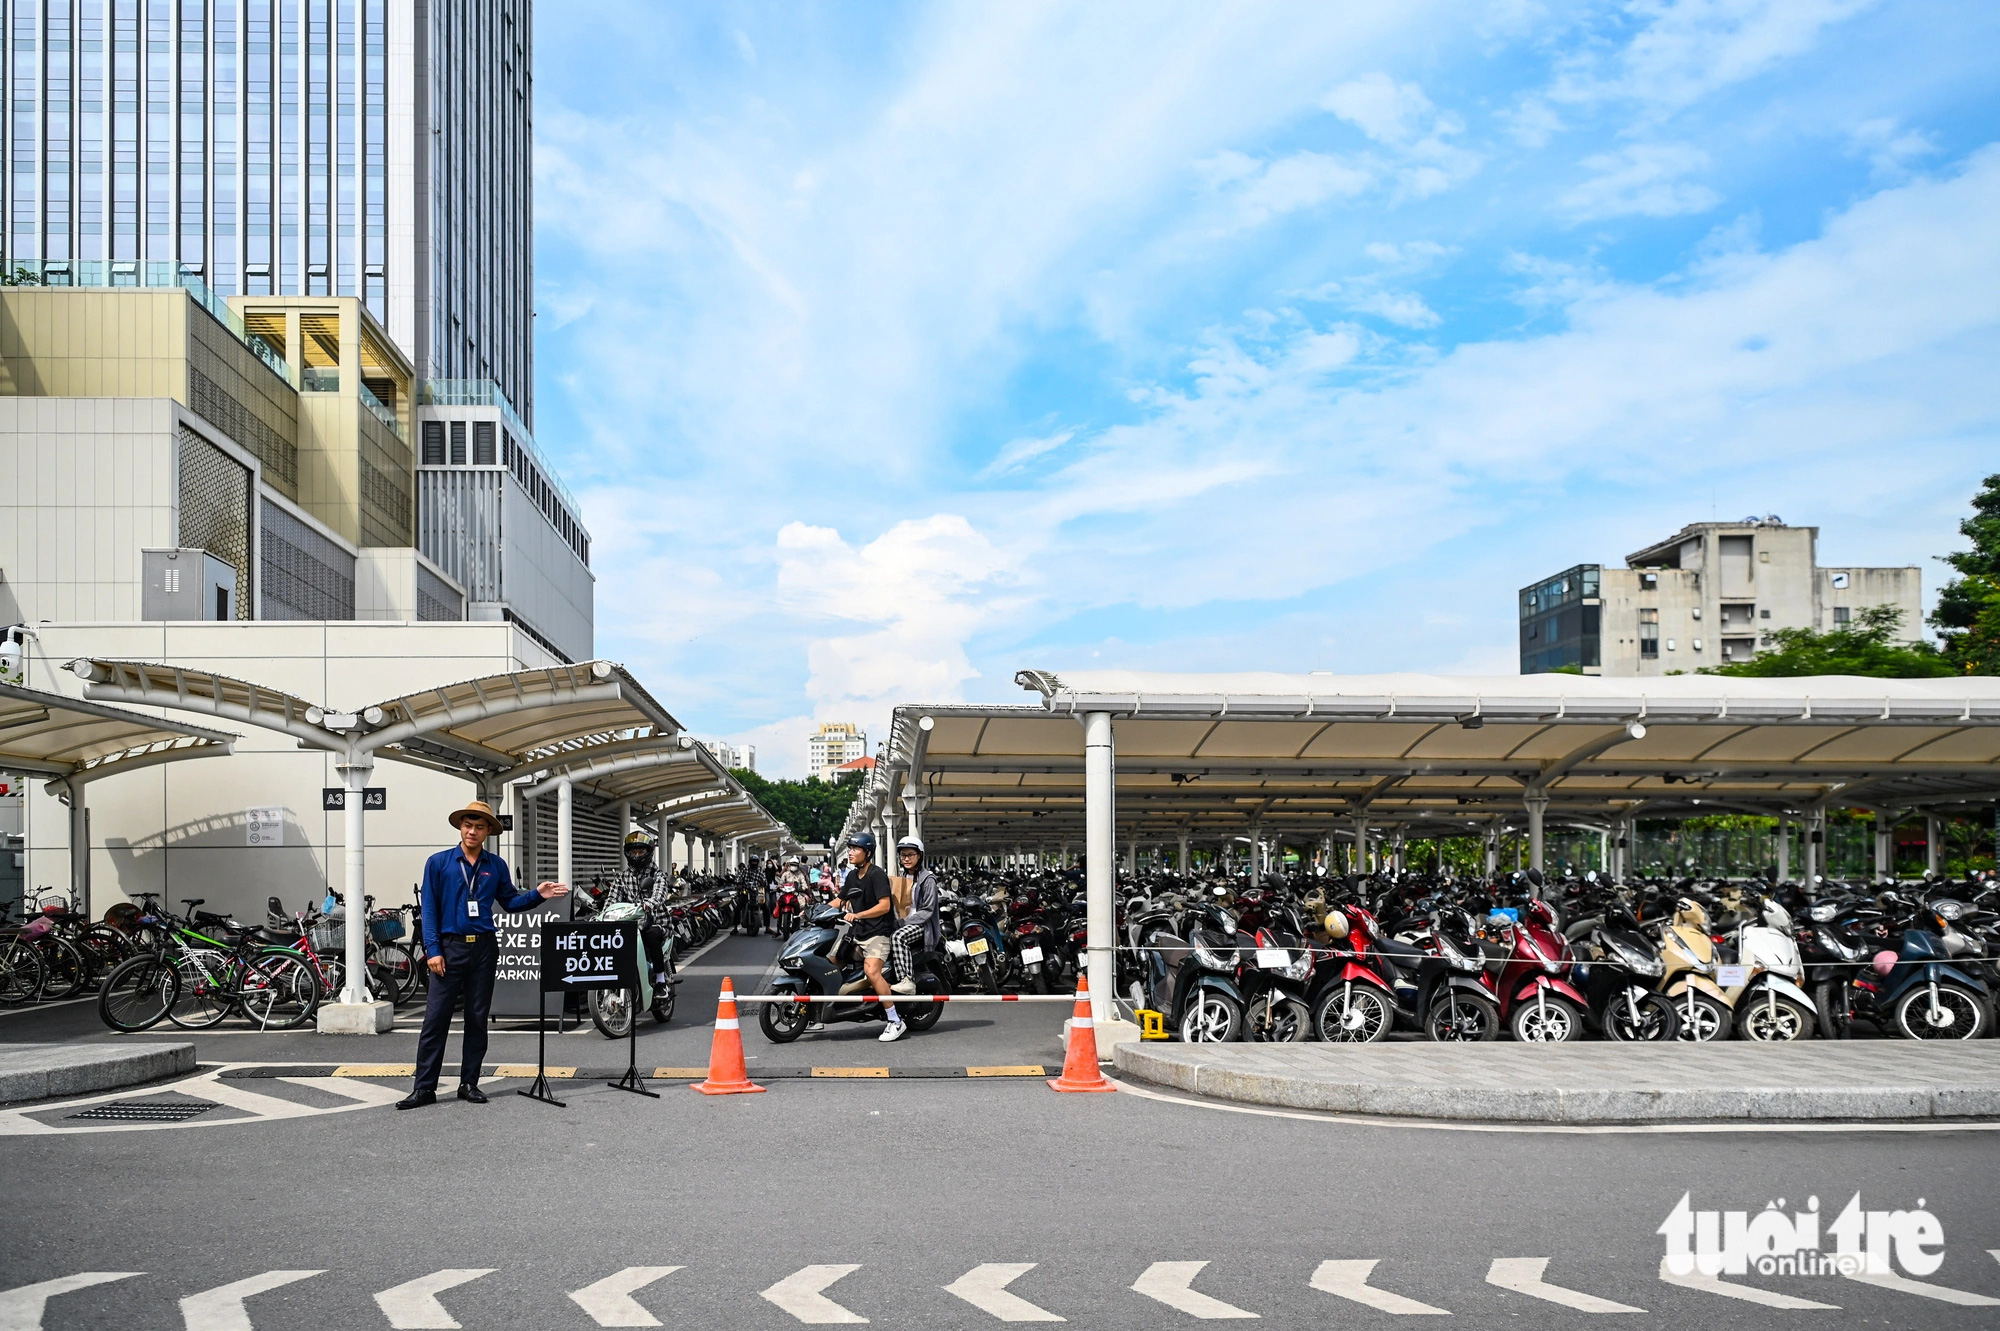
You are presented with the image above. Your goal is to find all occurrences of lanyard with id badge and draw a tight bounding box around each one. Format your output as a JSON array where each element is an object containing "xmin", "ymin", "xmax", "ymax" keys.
[{"xmin": 463, "ymin": 856, "xmax": 481, "ymax": 919}]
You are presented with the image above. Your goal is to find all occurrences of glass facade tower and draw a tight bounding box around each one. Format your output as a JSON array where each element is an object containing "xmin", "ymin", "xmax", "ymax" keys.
[{"xmin": 0, "ymin": 0, "xmax": 533, "ymax": 423}]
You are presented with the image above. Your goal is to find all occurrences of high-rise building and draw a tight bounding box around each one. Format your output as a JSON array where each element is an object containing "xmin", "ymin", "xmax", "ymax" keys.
[
  {"xmin": 1520, "ymin": 517, "xmax": 1922, "ymax": 676},
  {"xmin": 0, "ymin": 0, "xmax": 534, "ymax": 425},
  {"xmin": 808, "ymin": 722, "xmax": 867, "ymax": 782}
]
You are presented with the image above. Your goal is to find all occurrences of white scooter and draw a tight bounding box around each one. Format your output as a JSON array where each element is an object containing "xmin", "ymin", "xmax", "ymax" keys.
[{"xmin": 1723, "ymin": 895, "xmax": 1817, "ymax": 1041}]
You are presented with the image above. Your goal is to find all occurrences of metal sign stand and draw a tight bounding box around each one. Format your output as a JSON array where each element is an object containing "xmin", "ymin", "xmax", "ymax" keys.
[
  {"xmin": 517, "ymin": 991, "xmax": 566, "ymax": 1108},
  {"xmin": 606, "ymin": 926, "xmax": 656, "ymax": 1097}
]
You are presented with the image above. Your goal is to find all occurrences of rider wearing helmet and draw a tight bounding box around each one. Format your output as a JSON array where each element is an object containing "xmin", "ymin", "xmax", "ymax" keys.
[
  {"xmin": 840, "ymin": 831, "xmax": 904, "ymax": 1040},
  {"xmin": 604, "ymin": 829, "xmax": 673, "ymax": 987},
  {"xmin": 889, "ymin": 835, "xmax": 939, "ymax": 996}
]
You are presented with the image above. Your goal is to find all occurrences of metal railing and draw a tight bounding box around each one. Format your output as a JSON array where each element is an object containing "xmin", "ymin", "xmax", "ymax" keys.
[
  {"xmin": 2, "ymin": 260, "xmax": 293, "ymax": 382},
  {"xmin": 419, "ymin": 378, "xmax": 579, "ymax": 517}
]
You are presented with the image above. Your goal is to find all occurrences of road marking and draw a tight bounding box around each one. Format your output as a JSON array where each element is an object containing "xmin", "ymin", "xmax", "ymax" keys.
[
  {"xmin": 180, "ymin": 1270, "xmax": 323, "ymax": 1331},
  {"xmin": 568, "ymin": 1267, "xmax": 683, "ymax": 1327},
  {"xmin": 1310, "ymin": 1260, "xmax": 1449, "ymax": 1315},
  {"xmin": 761, "ymin": 1265, "xmax": 868, "ymax": 1324},
  {"xmin": 0, "ymin": 1272, "xmax": 141, "ymax": 1330},
  {"xmin": 493, "ymin": 1064, "xmax": 575, "ymax": 1078},
  {"xmin": 1487, "ymin": 1259, "xmax": 1642, "ymax": 1313},
  {"xmin": 333, "ymin": 1064, "xmax": 417, "ymax": 1077},
  {"xmin": 279, "ymin": 1076, "xmax": 408, "ymax": 1107},
  {"xmin": 1656, "ymin": 1257, "xmax": 1836, "ymax": 1309},
  {"xmin": 811, "ymin": 1068, "xmax": 889, "ymax": 1078},
  {"xmin": 1132, "ymin": 1262, "xmax": 1258, "ymax": 1319},
  {"xmin": 943, "ymin": 1264, "xmax": 1065, "ymax": 1322},
  {"xmin": 653, "ymin": 1067, "xmax": 710, "ymax": 1078},
  {"xmin": 373, "ymin": 1269, "xmax": 496, "ymax": 1329},
  {"xmin": 184, "ymin": 1076, "xmax": 329, "ymax": 1121},
  {"xmin": 1841, "ymin": 1267, "xmax": 2000, "ymax": 1306},
  {"xmin": 967, "ymin": 1066, "xmax": 1048, "ymax": 1077}
]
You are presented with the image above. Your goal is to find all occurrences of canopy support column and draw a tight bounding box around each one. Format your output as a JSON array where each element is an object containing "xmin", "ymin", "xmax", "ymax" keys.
[
  {"xmin": 1177, "ymin": 827, "xmax": 1190, "ymax": 877},
  {"xmin": 317, "ymin": 746, "xmax": 390, "ymax": 1031},
  {"xmin": 1874, "ymin": 810, "xmax": 1894, "ymax": 881},
  {"xmin": 1926, "ymin": 813, "xmax": 1940, "ymax": 876},
  {"xmin": 558, "ymin": 777, "xmax": 574, "ymax": 895},
  {"xmin": 1775, "ymin": 814, "xmax": 1790, "ymax": 882},
  {"xmin": 1805, "ymin": 807, "xmax": 1825, "ymax": 884},
  {"xmin": 64, "ymin": 785, "xmax": 89, "ymax": 921},
  {"xmin": 1525, "ymin": 789, "xmax": 1549, "ymax": 872},
  {"xmin": 1083, "ymin": 711, "xmax": 1115, "ymax": 1025},
  {"xmin": 1247, "ymin": 816, "xmax": 1262, "ymax": 888},
  {"xmin": 1484, "ymin": 824, "xmax": 1498, "ymax": 876}
]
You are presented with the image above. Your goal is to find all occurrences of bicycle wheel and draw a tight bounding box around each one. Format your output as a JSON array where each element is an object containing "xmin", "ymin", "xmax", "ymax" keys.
[
  {"xmin": 370, "ymin": 942, "xmax": 420, "ymax": 1005},
  {"xmin": 0, "ymin": 938, "xmax": 48, "ymax": 1007},
  {"xmin": 238, "ymin": 950, "xmax": 322, "ymax": 1029},
  {"xmin": 34, "ymin": 934, "xmax": 90, "ymax": 1000},
  {"xmin": 98, "ymin": 954, "xmax": 178, "ymax": 1032},
  {"xmin": 166, "ymin": 951, "xmax": 235, "ymax": 1028}
]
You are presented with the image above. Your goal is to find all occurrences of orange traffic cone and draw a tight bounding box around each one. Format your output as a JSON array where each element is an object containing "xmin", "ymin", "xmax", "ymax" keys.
[
  {"xmin": 1048, "ymin": 974, "xmax": 1116, "ymax": 1093},
  {"xmin": 692, "ymin": 977, "xmax": 766, "ymax": 1096}
]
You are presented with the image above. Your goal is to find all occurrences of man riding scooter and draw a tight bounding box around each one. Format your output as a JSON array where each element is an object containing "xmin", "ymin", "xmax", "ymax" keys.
[
  {"xmin": 603, "ymin": 829, "xmax": 674, "ymax": 991},
  {"xmin": 840, "ymin": 832, "xmax": 906, "ymax": 1041}
]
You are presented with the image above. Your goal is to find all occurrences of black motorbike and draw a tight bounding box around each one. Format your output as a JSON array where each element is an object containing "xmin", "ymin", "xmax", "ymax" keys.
[
  {"xmin": 1564, "ymin": 902, "xmax": 1679, "ymax": 1041},
  {"xmin": 734, "ymin": 879, "xmax": 763, "ymax": 936},
  {"xmin": 758, "ymin": 904, "xmax": 948, "ymax": 1042}
]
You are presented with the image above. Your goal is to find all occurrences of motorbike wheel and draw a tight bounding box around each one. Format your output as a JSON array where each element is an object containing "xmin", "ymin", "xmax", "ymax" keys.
[
  {"xmin": 907, "ymin": 970, "xmax": 945, "ymax": 1032},
  {"xmin": 1029, "ymin": 967, "xmax": 1050, "ymax": 996},
  {"xmin": 1245, "ymin": 994, "xmax": 1311, "ymax": 1042},
  {"xmin": 1600, "ymin": 990, "xmax": 1679, "ymax": 1042},
  {"xmin": 652, "ymin": 981, "xmax": 676, "ymax": 1025},
  {"xmin": 760, "ymin": 996, "xmax": 808, "ymax": 1043},
  {"xmin": 976, "ymin": 958, "xmax": 1000, "ymax": 995},
  {"xmin": 1736, "ymin": 992, "xmax": 1814, "ymax": 1042},
  {"xmin": 589, "ymin": 987, "xmax": 634, "ymax": 1040},
  {"xmin": 1315, "ymin": 985, "xmax": 1393, "ymax": 1043},
  {"xmin": 1425, "ymin": 991, "xmax": 1501, "ymax": 1043},
  {"xmin": 1179, "ymin": 990, "xmax": 1243, "ymax": 1042},
  {"xmin": 1814, "ymin": 979, "xmax": 1853, "ymax": 1039},
  {"xmin": 1671, "ymin": 991, "xmax": 1731, "ymax": 1042},
  {"xmin": 1892, "ymin": 983, "xmax": 1988, "ymax": 1040},
  {"xmin": 1509, "ymin": 992, "xmax": 1584, "ymax": 1043}
]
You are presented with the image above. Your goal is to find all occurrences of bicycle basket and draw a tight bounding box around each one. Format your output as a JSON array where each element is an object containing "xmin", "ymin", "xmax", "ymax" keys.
[
  {"xmin": 369, "ymin": 915, "xmax": 406, "ymax": 943},
  {"xmin": 307, "ymin": 923, "xmax": 343, "ymax": 953}
]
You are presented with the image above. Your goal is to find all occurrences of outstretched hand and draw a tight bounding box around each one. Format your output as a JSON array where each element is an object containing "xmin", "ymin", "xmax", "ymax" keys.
[{"xmin": 538, "ymin": 882, "xmax": 570, "ymax": 899}]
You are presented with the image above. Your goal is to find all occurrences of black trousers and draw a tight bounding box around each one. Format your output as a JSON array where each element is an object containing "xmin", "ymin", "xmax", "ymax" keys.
[{"xmin": 412, "ymin": 933, "xmax": 497, "ymax": 1094}]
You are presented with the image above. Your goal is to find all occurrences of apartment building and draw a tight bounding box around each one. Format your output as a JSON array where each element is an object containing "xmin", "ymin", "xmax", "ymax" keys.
[
  {"xmin": 808, "ymin": 722, "xmax": 868, "ymax": 782},
  {"xmin": 1520, "ymin": 517, "xmax": 1922, "ymax": 676}
]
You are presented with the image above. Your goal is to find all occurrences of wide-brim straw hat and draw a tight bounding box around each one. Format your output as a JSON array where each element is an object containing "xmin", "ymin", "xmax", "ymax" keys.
[{"xmin": 449, "ymin": 799, "xmax": 502, "ymax": 833}]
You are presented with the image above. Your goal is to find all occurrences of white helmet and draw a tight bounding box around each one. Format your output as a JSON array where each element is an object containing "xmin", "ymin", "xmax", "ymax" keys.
[{"xmin": 896, "ymin": 835, "xmax": 925, "ymax": 855}]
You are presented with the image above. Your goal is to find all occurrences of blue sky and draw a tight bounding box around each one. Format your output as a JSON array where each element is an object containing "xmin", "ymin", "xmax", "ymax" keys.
[{"xmin": 530, "ymin": 1, "xmax": 2000, "ymax": 776}]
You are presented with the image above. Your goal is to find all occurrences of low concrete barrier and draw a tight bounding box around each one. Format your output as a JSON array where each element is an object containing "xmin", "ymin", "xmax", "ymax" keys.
[{"xmin": 0, "ymin": 1042, "xmax": 198, "ymax": 1103}]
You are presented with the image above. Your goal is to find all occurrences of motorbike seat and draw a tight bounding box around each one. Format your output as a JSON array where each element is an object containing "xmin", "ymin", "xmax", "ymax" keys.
[{"xmin": 1376, "ymin": 936, "xmax": 1426, "ymax": 962}]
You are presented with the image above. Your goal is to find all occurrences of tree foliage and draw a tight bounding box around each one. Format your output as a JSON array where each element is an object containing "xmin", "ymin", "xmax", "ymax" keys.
[
  {"xmin": 730, "ymin": 767, "xmax": 863, "ymax": 844},
  {"xmin": 1930, "ymin": 472, "xmax": 2000, "ymax": 675},
  {"xmin": 1703, "ymin": 605, "xmax": 1954, "ymax": 678}
]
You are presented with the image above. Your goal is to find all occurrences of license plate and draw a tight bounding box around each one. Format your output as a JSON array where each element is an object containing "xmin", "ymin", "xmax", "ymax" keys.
[
  {"xmin": 1021, "ymin": 946, "xmax": 1044, "ymax": 965},
  {"xmin": 967, "ymin": 938, "xmax": 989, "ymax": 956},
  {"xmin": 944, "ymin": 939, "xmax": 968, "ymax": 957},
  {"xmin": 1256, "ymin": 948, "xmax": 1289, "ymax": 970},
  {"xmin": 1716, "ymin": 964, "xmax": 1749, "ymax": 987}
]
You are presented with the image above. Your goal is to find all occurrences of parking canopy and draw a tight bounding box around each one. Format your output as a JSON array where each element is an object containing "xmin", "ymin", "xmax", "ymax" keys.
[
  {"xmin": 852, "ymin": 670, "xmax": 2000, "ymax": 849},
  {"xmin": 0, "ymin": 680, "xmax": 237, "ymax": 915}
]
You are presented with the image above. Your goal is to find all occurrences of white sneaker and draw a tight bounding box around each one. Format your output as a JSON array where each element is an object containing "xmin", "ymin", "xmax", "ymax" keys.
[
  {"xmin": 878, "ymin": 1020, "xmax": 908, "ymax": 1043},
  {"xmin": 890, "ymin": 979, "xmax": 916, "ymax": 995}
]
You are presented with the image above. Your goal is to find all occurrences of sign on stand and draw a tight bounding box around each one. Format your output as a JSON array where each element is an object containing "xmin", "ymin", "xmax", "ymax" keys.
[
  {"xmin": 491, "ymin": 896, "xmax": 572, "ymax": 1019},
  {"xmin": 518, "ymin": 919, "xmax": 654, "ymax": 1107}
]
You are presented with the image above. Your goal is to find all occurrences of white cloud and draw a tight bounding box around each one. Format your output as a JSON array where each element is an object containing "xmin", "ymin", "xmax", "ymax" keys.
[
  {"xmin": 1322, "ymin": 73, "xmax": 1443, "ymax": 146},
  {"xmin": 1562, "ymin": 142, "xmax": 1720, "ymax": 219},
  {"xmin": 979, "ymin": 428, "xmax": 1076, "ymax": 479},
  {"xmin": 1849, "ymin": 117, "xmax": 1939, "ymax": 177},
  {"xmin": 1346, "ymin": 290, "xmax": 1443, "ymax": 327}
]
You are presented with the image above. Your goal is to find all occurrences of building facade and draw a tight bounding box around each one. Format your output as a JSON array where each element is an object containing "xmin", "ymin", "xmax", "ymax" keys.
[
  {"xmin": 700, "ymin": 739, "xmax": 753, "ymax": 772},
  {"xmin": 808, "ymin": 721, "xmax": 866, "ymax": 782},
  {"xmin": 0, "ymin": 0, "xmax": 534, "ymax": 425},
  {"xmin": 1520, "ymin": 518, "xmax": 1923, "ymax": 676}
]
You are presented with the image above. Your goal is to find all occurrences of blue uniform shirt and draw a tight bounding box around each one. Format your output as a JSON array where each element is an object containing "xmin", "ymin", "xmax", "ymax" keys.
[{"xmin": 419, "ymin": 845, "xmax": 545, "ymax": 957}]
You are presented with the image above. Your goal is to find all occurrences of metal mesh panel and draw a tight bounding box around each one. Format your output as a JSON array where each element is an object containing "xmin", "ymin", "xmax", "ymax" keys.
[
  {"xmin": 260, "ymin": 503, "xmax": 357, "ymax": 621},
  {"xmin": 523, "ymin": 794, "xmax": 624, "ymax": 891},
  {"xmin": 415, "ymin": 562, "xmax": 463, "ymax": 622},
  {"xmin": 177, "ymin": 428, "xmax": 254, "ymax": 619},
  {"xmin": 417, "ymin": 469, "xmax": 503, "ymax": 601}
]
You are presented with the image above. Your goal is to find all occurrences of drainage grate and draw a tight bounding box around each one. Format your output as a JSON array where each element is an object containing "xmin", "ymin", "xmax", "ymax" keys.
[{"xmin": 67, "ymin": 1099, "xmax": 219, "ymax": 1123}]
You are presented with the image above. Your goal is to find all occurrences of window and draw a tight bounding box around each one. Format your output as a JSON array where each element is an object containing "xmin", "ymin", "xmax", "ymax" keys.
[
  {"xmin": 1833, "ymin": 606, "xmax": 1851, "ymax": 625},
  {"xmin": 1639, "ymin": 608, "xmax": 1659, "ymax": 659},
  {"xmin": 1760, "ymin": 609, "xmax": 1771, "ymax": 619},
  {"xmin": 449, "ymin": 421, "xmax": 467, "ymax": 466},
  {"xmin": 1831, "ymin": 572, "xmax": 1849, "ymax": 589},
  {"xmin": 473, "ymin": 422, "xmax": 496, "ymax": 465},
  {"xmin": 1692, "ymin": 638, "xmax": 1703, "ymax": 652},
  {"xmin": 1640, "ymin": 572, "xmax": 1658, "ymax": 590},
  {"xmin": 421, "ymin": 421, "xmax": 445, "ymax": 466}
]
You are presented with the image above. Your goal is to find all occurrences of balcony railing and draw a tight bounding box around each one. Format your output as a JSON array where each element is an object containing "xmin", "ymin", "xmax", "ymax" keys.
[{"xmin": 2, "ymin": 259, "xmax": 293, "ymax": 382}]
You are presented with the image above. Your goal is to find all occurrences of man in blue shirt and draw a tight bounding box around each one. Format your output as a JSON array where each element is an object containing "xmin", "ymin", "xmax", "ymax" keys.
[{"xmin": 398, "ymin": 798, "xmax": 568, "ymax": 1110}]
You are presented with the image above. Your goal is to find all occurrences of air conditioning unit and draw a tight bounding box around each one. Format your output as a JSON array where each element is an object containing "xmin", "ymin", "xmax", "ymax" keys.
[{"xmin": 142, "ymin": 549, "xmax": 237, "ymax": 621}]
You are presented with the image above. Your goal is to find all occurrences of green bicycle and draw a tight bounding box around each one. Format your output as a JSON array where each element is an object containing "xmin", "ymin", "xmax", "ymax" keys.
[{"xmin": 98, "ymin": 898, "xmax": 321, "ymax": 1032}]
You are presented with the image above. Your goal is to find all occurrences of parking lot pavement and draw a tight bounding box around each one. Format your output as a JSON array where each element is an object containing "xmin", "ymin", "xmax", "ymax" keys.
[
  {"xmin": 4, "ymin": 1068, "xmax": 1999, "ymax": 1331},
  {"xmin": 0, "ymin": 931, "xmax": 1077, "ymax": 1081}
]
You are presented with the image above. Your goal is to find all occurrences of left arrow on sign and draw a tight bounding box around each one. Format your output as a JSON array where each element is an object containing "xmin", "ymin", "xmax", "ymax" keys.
[{"xmin": 0, "ymin": 1272, "xmax": 142, "ymax": 1331}]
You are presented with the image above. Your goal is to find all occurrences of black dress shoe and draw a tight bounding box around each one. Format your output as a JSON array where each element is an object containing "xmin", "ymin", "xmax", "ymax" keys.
[
  {"xmin": 396, "ymin": 1090, "xmax": 437, "ymax": 1111},
  {"xmin": 457, "ymin": 1084, "xmax": 488, "ymax": 1104}
]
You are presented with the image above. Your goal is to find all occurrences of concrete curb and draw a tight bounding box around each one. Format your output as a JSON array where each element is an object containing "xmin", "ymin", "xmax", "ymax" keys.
[
  {"xmin": 1112, "ymin": 1041, "xmax": 2000, "ymax": 1123},
  {"xmin": 0, "ymin": 1042, "xmax": 199, "ymax": 1104}
]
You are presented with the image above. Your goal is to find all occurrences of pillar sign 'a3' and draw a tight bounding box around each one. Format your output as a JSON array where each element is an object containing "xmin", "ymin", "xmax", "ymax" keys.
[{"xmin": 322, "ymin": 787, "xmax": 388, "ymax": 811}]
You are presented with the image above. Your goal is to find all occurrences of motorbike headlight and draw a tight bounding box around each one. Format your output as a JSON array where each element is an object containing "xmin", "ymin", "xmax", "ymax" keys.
[
  {"xmin": 1934, "ymin": 900, "xmax": 1965, "ymax": 922},
  {"xmin": 1190, "ymin": 930, "xmax": 1237, "ymax": 971},
  {"xmin": 1281, "ymin": 951, "xmax": 1311, "ymax": 982},
  {"xmin": 1610, "ymin": 940, "xmax": 1662, "ymax": 977},
  {"xmin": 1808, "ymin": 903, "xmax": 1837, "ymax": 923},
  {"xmin": 1817, "ymin": 927, "xmax": 1859, "ymax": 962}
]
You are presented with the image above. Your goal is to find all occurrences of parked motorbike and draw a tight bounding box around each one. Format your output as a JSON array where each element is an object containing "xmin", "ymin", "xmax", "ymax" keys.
[
  {"xmin": 1307, "ymin": 906, "xmax": 1401, "ymax": 1043},
  {"xmin": 1721, "ymin": 894, "xmax": 1816, "ymax": 1041},
  {"xmin": 1817, "ymin": 895, "xmax": 1991, "ymax": 1040},
  {"xmin": 584, "ymin": 901, "xmax": 675, "ymax": 1038},
  {"xmin": 1653, "ymin": 897, "xmax": 1734, "ymax": 1041},
  {"xmin": 1487, "ymin": 898, "xmax": 1590, "ymax": 1042},
  {"xmin": 1565, "ymin": 902, "xmax": 1679, "ymax": 1041}
]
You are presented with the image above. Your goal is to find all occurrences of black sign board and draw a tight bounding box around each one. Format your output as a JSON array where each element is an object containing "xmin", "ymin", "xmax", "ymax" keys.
[
  {"xmin": 539, "ymin": 921, "xmax": 639, "ymax": 992},
  {"xmin": 492, "ymin": 894, "xmax": 569, "ymax": 1018},
  {"xmin": 321, "ymin": 787, "xmax": 388, "ymax": 810}
]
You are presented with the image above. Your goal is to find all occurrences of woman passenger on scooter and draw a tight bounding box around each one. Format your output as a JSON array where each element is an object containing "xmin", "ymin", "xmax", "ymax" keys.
[{"xmin": 889, "ymin": 836, "xmax": 940, "ymax": 996}]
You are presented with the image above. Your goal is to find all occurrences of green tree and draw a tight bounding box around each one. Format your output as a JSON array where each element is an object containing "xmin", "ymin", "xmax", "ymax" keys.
[
  {"xmin": 1930, "ymin": 472, "xmax": 2000, "ymax": 675},
  {"xmin": 730, "ymin": 768, "xmax": 864, "ymax": 844},
  {"xmin": 1704, "ymin": 605, "xmax": 1954, "ymax": 678}
]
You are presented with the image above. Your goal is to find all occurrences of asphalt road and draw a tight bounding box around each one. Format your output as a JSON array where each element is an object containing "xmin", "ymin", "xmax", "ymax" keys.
[{"xmin": 4, "ymin": 932, "xmax": 1999, "ymax": 1330}]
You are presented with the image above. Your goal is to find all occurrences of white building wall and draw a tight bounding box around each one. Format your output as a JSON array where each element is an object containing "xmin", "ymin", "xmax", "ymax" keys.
[
  {"xmin": 497, "ymin": 469, "xmax": 595, "ymax": 662},
  {"xmin": 13, "ymin": 620, "xmax": 559, "ymax": 924}
]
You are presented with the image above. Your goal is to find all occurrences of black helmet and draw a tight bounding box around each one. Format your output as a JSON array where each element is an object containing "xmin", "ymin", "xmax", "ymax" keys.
[{"xmin": 847, "ymin": 831, "xmax": 876, "ymax": 854}]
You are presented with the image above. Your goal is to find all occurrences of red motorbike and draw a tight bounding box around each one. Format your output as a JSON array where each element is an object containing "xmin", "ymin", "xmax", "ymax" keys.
[
  {"xmin": 1487, "ymin": 899, "xmax": 1589, "ymax": 1041},
  {"xmin": 1307, "ymin": 904, "xmax": 1402, "ymax": 1042},
  {"xmin": 772, "ymin": 883, "xmax": 806, "ymax": 939}
]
